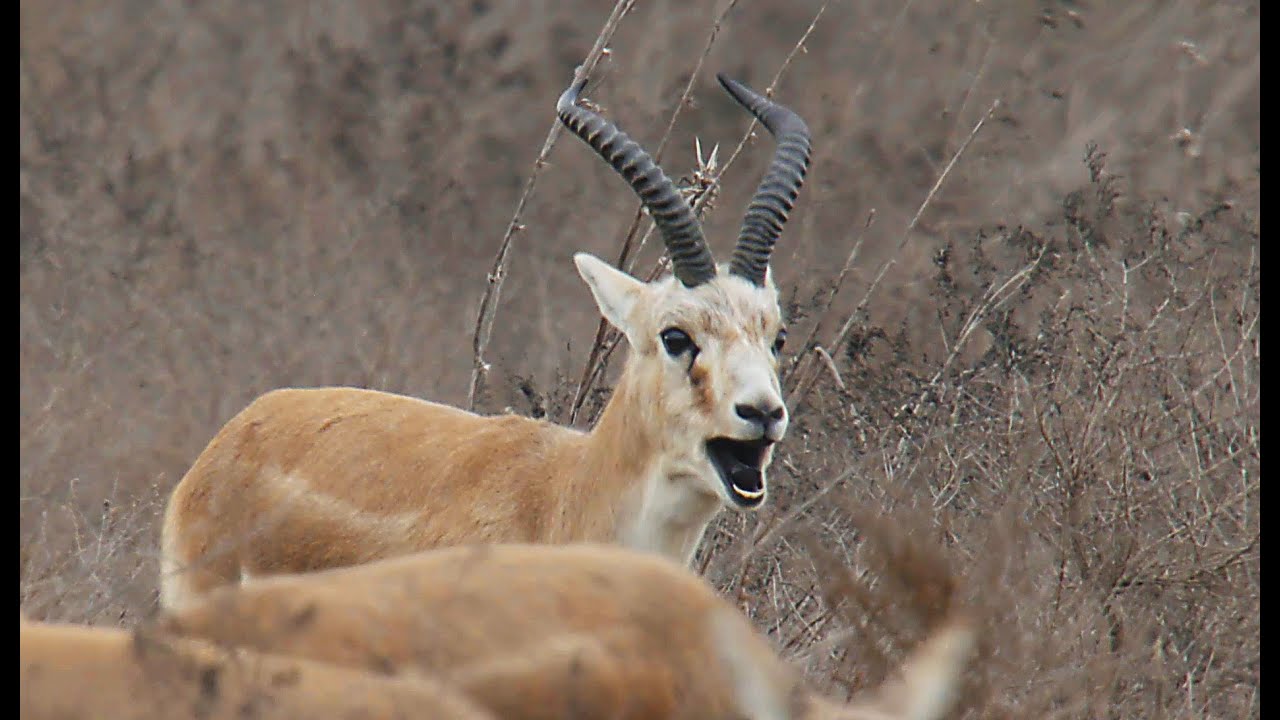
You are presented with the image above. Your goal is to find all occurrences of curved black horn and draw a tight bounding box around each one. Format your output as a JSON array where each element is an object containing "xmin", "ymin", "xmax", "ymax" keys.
[
  {"xmin": 717, "ymin": 74, "xmax": 812, "ymax": 286},
  {"xmin": 557, "ymin": 75, "xmax": 717, "ymax": 288}
]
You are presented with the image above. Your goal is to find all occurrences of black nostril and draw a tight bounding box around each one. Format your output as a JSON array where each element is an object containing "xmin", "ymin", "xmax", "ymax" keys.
[{"xmin": 736, "ymin": 403, "xmax": 785, "ymax": 426}]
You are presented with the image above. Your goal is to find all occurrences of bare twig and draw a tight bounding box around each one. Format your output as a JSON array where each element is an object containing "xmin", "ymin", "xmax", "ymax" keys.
[
  {"xmin": 890, "ymin": 241, "xmax": 1049, "ymax": 442},
  {"xmin": 783, "ymin": 208, "xmax": 876, "ymax": 393},
  {"xmin": 467, "ymin": 0, "xmax": 637, "ymax": 410},
  {"xmin": 789, "ymin": 100, "xmax": 1001, "ymax": 415},
  {"xmin": 616, "ymin": 0, "xmax": 743, "ymax": 274},
  {"xmin": 566, "ymin": 0, "xmax": 742, "ymax": 424},
  {"xmin": 814, "ymin": 346, "xmax": 845, "ymax": 390},
  {"xmin": 860, "ymin": 99, "xmax": 1000, "ymax": 316},
  {"xmin": 713, "ymin": 464, "xmax": 858, "ymax": 597}
]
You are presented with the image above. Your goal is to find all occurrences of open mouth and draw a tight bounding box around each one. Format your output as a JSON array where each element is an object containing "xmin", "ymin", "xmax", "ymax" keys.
[{"xmin": 706, "ymin": 437, "xmax": 771, "ymax": 508}]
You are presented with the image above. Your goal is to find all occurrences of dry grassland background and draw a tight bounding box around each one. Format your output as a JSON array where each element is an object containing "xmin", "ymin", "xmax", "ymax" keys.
[{"xmin": 21, "ymin": 0, "xmax": 1258, "ymax": 717}]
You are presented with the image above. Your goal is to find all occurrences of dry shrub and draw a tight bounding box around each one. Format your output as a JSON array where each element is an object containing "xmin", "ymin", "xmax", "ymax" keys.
[{"xmin": 695, "ymin": 148, "xmax": 1258, "ymax": 718}]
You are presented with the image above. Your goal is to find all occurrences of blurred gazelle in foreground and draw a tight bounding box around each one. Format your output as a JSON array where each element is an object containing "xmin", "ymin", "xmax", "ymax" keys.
[
  {"xmin": 19, "ymin": 617, "xmax": 496, "ymax": 719},
  {"xmin": 161, "ymin": 543, "xmax": 975, "ymax": 720},
  {"xmin": 160, "ymin": 71, "xmax": 813, "ymax": 610}
]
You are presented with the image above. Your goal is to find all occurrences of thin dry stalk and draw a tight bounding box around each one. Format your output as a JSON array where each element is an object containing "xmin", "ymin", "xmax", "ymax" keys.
[
  {"xmin": 714, "ymin": 3, "xmax": 830, "ymax": 179},
  {"xmin": 789, "ymin": 99, "xmax": 1001, "ymax": 414},
  {"xmin": 813, "ymin": 346, "xmax": 845, "ymax": 390},
  {"xmin": 566, "ymin": 0, "xmax": 742, "ymax": 424},
  {"xmin": 467, "ymin": 0, "xmax": 637, "ymax": 410},
  {"xmin": 615, "ymin": 0, "xmax": 743, "ymax": 272},
  {"xmin": 783, "ymin": 208, "xmax": 876, "ymax": 393},
  {"xmin": 713, "ymin": 465, "xmax": 858, "ymax": 597},
  {"xmin": 888, "ymin": 242, "xmax": 1049, "ymax": 451}
]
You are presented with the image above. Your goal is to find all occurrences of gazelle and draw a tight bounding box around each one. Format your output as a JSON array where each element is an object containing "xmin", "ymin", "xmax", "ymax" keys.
[
  {"xmin": 159, "ymin": 71, "xmax": 813, "ymax": 610},
  {"xmin": 19, "ymin": 618, "xmax": 496, "ymax": 719},
  {"xmin": 160, "ymin": 543, "xmax": 975, "ymax": 720}
]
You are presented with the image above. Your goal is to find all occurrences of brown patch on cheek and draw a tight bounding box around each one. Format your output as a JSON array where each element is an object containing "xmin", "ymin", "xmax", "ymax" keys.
[{"xmin": 688, "ymin": 361, "xmax": 716, "ymax": 416}]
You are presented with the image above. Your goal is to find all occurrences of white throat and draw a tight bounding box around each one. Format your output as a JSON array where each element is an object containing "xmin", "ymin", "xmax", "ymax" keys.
[{"xmin": 619, "ymin": 466, "xmax": 724, "ymax": 565}]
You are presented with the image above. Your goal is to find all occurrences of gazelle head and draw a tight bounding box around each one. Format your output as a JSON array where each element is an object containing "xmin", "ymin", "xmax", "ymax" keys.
[{"xmin": 559, "ymin": 73, "xmax": 811, "ymax": 510}]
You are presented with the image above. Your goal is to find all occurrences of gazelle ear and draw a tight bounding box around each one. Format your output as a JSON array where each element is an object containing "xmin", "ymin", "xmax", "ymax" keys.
[{"xmin": 574, "ymin": 252, "xmax": 645, "ymax": 338}]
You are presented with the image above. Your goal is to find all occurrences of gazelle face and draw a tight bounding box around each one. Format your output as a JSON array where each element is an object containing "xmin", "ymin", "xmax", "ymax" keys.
[
  {"xmin": 576, "ymin": 255, "xmax": 788, "ymax": 509},
  {"xmin": 560, "ymin": 71, "xmax": 810, "ymax": 511}
]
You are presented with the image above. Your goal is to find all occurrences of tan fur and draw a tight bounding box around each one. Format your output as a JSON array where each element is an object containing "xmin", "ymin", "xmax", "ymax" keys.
[
  {"xmin": 19, "ymin": 618, "xmax": 494, "ymax": 719},
  {"xmin": 161, "ymin": 259, "xmax": 791, "ymax": 610},
  {"xmin": 159, "ymin": 543, "xmax": 974, "ymax": 720}
]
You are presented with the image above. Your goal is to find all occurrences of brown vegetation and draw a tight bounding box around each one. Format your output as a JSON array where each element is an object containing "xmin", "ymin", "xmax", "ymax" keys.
[{"xmin": 21, "ymin": 0, "xmax": 1258, "ymax": 717}]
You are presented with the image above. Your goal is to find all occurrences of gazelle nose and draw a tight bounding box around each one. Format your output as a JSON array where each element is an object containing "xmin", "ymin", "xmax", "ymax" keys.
[{"xmin": 735, "ymin": 402, "xmax": 786, "ymax": 428}]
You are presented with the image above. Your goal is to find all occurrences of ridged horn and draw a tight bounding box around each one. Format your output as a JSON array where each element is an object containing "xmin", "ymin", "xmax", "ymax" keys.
[
  {"xmin": 717, "ymin": 74, "xmax": 812, "ymax": 286},
  {"xmin": 557, "ymin": 75, "xmax": 717, "ymax": 288}
]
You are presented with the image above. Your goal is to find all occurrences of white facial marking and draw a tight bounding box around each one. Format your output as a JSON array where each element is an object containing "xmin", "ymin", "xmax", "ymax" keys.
[{"xmin": 577, "ymin": 256, "xmax": 788, "ymax": 515}]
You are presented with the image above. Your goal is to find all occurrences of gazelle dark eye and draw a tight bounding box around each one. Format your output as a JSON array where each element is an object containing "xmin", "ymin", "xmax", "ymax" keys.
[
  {"xmin": 660, "ymin": 327, "xmax": 696, "ymax": 357},
  {"xmin": 773, "ymin": 329, "xmax": 787, "ymax": 355}
]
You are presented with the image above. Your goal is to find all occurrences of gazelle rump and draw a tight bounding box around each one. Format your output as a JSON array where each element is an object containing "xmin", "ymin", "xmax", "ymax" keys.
[
  {"xmin": 160, "ymin": 543, "xmax": 975, "ymax": 720},
  {"xmin": 159, "ymin": 71, "xmax": 812, "ymax": 610}
]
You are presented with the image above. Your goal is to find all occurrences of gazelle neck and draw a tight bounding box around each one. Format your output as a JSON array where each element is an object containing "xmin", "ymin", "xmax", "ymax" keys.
[{"xmin": 577, "ymin": 358, "xmax": 722, "ymax": 565}]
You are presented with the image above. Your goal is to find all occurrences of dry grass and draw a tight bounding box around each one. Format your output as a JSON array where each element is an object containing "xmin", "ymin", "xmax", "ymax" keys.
[{"xmin": 21, "ymin": 0, "xmax": 1258, "ymax": 717}]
